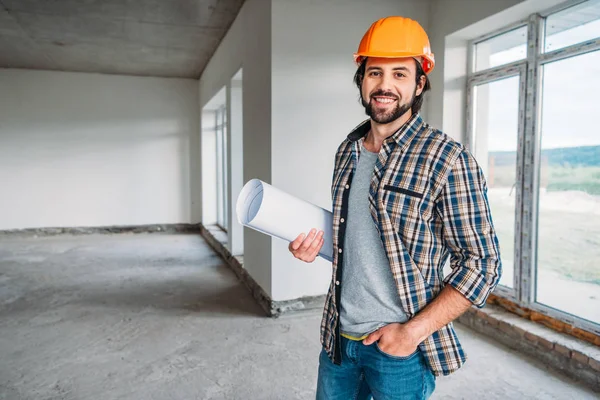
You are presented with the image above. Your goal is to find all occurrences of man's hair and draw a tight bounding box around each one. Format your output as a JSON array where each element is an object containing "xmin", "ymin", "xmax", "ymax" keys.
[{"xmin": 353, "ymin": 58, "xmax": 431, "ymax": 114}]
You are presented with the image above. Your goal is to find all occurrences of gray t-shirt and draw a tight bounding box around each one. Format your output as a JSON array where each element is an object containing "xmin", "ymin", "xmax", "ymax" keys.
[{"xmin": 340, "ymin": 146, "xmax": 409, "ymax": 339}]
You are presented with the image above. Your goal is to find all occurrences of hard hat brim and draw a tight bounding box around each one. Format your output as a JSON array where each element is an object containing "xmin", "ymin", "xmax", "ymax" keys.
[{"xmin": 353, "ymin": 51, "xmax": 435, "ymax": 74}]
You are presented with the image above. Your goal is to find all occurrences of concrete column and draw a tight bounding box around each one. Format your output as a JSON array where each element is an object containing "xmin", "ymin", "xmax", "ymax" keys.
[{"xmin": 227, "ymin": 77, "xmax": 244, "ymax": 256}]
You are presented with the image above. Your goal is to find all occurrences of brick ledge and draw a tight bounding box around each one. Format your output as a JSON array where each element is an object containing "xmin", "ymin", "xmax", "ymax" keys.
[{"xmin": 459, "ymin": 305, "xmax": 600, "ymax": 392}]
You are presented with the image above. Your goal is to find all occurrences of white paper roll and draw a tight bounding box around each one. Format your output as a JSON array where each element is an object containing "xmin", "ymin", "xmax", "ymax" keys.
[{"xmin": 236, "ymin": 179, "xmax": 333, "ymax": 262}]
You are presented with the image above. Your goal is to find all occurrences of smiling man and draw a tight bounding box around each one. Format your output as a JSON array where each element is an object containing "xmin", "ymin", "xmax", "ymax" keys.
[{"xmin": 288, "ymin": 16, "xmax": 502, "ymax": 400}]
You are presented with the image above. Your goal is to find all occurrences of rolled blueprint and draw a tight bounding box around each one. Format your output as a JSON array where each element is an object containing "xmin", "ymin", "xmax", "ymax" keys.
[{"xmin": 236, "ymin": 179, "xmax": 333, "ymax": 262}]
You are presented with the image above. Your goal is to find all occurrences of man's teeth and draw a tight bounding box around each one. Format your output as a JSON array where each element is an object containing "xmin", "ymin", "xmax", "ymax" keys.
[{"xmin": 375, "ymin": 98, "xmax": 395, "ymax": 103}]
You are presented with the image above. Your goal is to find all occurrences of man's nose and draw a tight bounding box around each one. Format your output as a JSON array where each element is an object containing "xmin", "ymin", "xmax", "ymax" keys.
[{"xmin": 375, "ymin": 73, "xmax": 394, "ymax": 93}]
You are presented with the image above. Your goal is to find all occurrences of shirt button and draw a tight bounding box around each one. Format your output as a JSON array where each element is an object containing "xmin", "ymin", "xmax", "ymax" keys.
[
  {"xmin": 340, "ymin": 218, "xmax": 345, "ymax": 223},
  {"xmin": 338, "ymin": 248, "xmax": 343, "ymax": 253},
  {"xmin": 335, "ymin": 281, "xmax": 340, "ymax": 286},
  {"xmin": 345, "ymin": 184, "xmax": 350, "ymax": 189}
]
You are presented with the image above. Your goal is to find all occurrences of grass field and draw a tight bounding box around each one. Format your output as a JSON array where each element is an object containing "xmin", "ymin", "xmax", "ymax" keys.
[
  {"xmin": 488, "ymin": 187, "xmax": 600, "ymax": 323},
  {"xmin": 484, "ymin": 150, "xmax": 600, "ymax": 322},
  {"xmin": 486, "ymin": 162, "xmax": 600, "ymax": 283},
  {"xmin": 545, "ymin": 165, "xmax": 600, "ymax": 195},
  {"xmin": 488, "ymin": 164, "xmax": 600, "ymax": 196}
]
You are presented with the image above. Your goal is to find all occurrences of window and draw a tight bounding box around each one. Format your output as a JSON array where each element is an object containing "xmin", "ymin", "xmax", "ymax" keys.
[
  {"xmin": 474, "ymin": 26, "xmax": 528, "ymax": 71},
  {"xmin": 470, "ymin": 74, "xmax": 523, "ymax": 289},
  {"xmin": 468, "ymin": 0, "xmax": 600, "ymax": 334},
  {"xmin": 544, "ymin": 0, "xmax": 600, "ymax": 52},
  {"xmin": 537, "ymin": 49, "xmax": 600, "ymax": 325},
  {"xmin": 216, "ymin": 105, "xmax": 228, "ymax": 231}
]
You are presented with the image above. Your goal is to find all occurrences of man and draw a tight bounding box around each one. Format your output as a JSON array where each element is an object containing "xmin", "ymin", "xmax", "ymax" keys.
[{"xmin": 288, "ymin": 16, "xmax": 502, "ymax": 400}]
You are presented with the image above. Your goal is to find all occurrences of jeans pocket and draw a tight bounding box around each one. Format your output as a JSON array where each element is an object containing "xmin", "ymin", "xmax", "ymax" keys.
[{"xmin": 374, "ymin": 341, "xmax": 419, "ymax": 361}]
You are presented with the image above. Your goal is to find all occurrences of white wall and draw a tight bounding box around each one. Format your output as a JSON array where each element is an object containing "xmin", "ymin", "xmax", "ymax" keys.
[
  {"xmin": 199, "ymin": 0, "xmax": 273, "ymax": 296},
  {"xmin": 0, "ymin": 69, "xmax": 199, "ymax": 230},
  {"xmin": 271, "ymin": 0, "xmax": 431, "ymax": 301},
  {"xmin": 228, "ymin": 76, "xmax": 244, "ymax": 256}
]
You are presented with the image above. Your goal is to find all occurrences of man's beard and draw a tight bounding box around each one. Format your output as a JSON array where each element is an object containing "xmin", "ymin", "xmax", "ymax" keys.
[{"xmin": 362, "ymin": 89, "xmax": 416, "ymax": 124}]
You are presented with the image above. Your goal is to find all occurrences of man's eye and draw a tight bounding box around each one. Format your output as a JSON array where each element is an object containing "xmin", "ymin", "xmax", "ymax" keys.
[
  {"xmin": 395, "ymin": 73, "xmax": 405, "ymax": 78},
  {"xmin": 370, "ymin": 72, "xmax": 381, "ymax": 77}
]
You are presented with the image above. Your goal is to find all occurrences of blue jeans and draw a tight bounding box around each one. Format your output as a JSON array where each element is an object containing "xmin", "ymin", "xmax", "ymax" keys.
[{"xmin": 316, "ymin": 337, "xmax": 436, "ymax": 400}]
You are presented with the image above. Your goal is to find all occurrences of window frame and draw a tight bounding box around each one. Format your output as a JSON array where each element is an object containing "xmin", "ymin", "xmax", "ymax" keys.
[
  {"xmin": 467, "ymin": 0, "xmax": 600, "ymax": 336},
  {"xmin": 466, "ymin": 62, "xmax": 528, "ymax": 303}
]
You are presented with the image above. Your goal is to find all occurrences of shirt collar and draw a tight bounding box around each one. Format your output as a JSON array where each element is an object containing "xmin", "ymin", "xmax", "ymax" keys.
[{"xmin": 347, "ymin": 113, "xmax": 425, "ymax": 149}]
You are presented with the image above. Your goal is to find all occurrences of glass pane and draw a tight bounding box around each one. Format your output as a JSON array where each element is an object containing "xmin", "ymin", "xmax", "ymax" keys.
[
  {"xmin": 472, "ymin": 75, "xmax": 521, "ymax": 288},
  {"xmin": 536, "ymin": 50, "xmax": 600, "ymax": 325},
  {"xmin": 544, "ymin": 0, "xmax": 600, "ymax": 53},
  {"xmin": 475, "ymin": 26, "xmax": 527, "ymax": 72}
]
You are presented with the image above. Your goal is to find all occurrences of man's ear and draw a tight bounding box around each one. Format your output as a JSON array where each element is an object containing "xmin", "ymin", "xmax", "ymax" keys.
[{"xmin": 416, "ymin": 75, "xmax": 426, "ymax": 96}]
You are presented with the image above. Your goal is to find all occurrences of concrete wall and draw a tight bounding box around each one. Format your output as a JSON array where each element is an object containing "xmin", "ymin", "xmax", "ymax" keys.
[
  {"xmin": 199, "ymin": 0, "xmax": 272, "ymax": 296},
  {"xmin": 270, "ymin": 0, "xmax": 431, "ymax": 301},
  {"xmin": 228, "ymin": 76, "xmax": 244, "ymax": 256},
  {"xmin": 0, "ymin": 69, "xmax": 199, "ymax": 230}
]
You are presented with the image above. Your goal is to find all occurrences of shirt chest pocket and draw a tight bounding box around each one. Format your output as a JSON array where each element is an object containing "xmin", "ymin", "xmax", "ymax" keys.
[{"xmin": 381, "ymin": 183, "xmax": 432, "ymax": 227}]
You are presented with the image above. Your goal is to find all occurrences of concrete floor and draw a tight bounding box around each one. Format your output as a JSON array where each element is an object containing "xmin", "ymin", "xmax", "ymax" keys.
[{"xmin": 0, "ymin": 233, "xmax": 597, "ymax": 400}]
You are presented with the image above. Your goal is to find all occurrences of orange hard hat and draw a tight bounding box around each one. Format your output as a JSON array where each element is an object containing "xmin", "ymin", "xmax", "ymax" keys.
[{"xmin": 354, "ymin": 16, "xmax": 435, "ymax": 74}]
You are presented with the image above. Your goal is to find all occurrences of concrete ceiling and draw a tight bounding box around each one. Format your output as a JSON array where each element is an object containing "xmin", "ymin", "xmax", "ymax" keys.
[{"xmin": 0, "ymin": 0, "xmax": 244, "ymax": 79}]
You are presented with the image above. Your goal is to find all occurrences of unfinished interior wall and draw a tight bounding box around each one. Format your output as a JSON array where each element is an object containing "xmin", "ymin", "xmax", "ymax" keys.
[
  {"xmin": 199, "ymin": 0, "xmax": 272, "ymax": 295},
  {"xmin": 0, "ymin": 69, "xmax": 199, "ymax": 231},
  {"xmin": 228, "ymin": 71, "xmax": 244, "ymax": 257}
]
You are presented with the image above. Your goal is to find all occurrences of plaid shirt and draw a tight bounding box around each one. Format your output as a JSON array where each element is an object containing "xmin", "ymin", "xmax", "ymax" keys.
[{"xmin": 320, "ymin": 113, "xmax": 502, "ymax": 376}]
